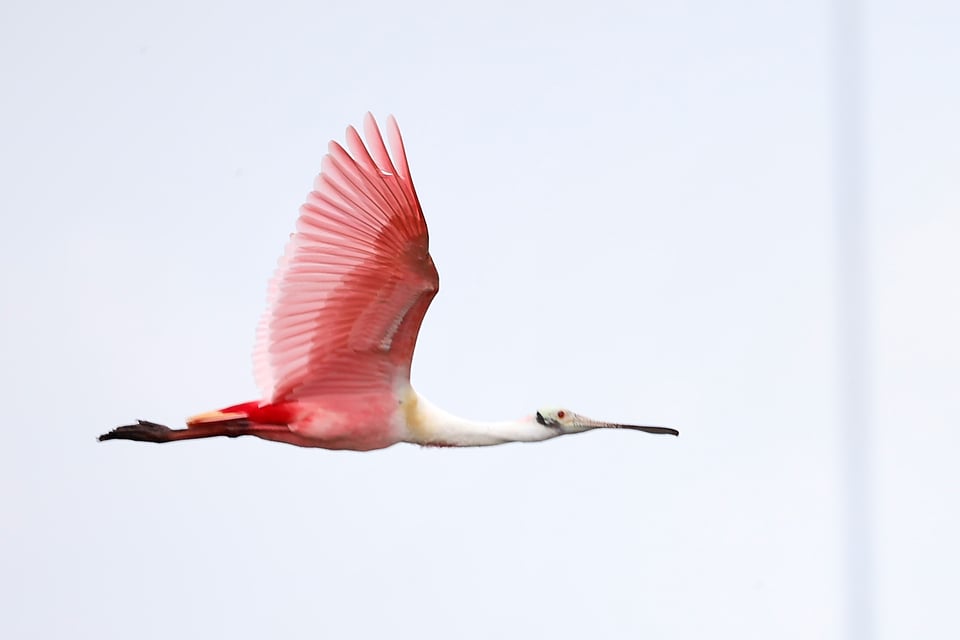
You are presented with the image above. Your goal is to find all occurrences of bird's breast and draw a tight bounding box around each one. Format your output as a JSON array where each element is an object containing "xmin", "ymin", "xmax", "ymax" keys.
[{"xmin": 285, "ymin": 394, "xmax": 406, "ymax": 450}]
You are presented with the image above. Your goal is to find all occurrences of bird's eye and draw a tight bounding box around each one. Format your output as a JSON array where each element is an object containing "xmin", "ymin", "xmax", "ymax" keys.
[{"xmin": 557, "ymin": 410, "xmax": 566, "ymax": 419}]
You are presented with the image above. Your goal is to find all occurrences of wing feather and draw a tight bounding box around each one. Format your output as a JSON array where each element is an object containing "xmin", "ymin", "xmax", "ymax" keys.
[{"xmin": 253, "ymin": 115, "xmax": 439, "ymax": 401}]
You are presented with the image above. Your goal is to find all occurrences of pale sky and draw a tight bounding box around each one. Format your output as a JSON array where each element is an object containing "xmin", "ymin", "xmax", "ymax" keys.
[{"xmin": 1, "ymin": 1, "xmax": 957, "ymax": 638}]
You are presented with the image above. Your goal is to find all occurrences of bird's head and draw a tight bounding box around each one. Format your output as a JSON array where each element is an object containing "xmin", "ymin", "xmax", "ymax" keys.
[{"xmin": 534, "ymin": 407, "xmax": 679, "ymax": 437}]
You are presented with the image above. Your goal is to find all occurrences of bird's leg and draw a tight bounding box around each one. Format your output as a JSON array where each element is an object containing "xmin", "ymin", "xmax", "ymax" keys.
[{"xmin": 98, "ymin": 419, "xmax": 252, "ymax": 443}]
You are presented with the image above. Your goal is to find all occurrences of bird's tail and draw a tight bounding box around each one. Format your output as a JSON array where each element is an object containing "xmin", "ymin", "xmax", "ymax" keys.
[
  {"xmin": 98, "ymin": 402, "xmax": 260, "ymax": 444},
  {"xmin": 98, "ymin": 401, "xmax": 299, "ymax": 444},
  {"xmin": 185, "ymin": 401, "xmax": 262, "ymax": 427},
  {"xmin": 186, "ymin": 401, "xmax": 298, "ymax": 427}
]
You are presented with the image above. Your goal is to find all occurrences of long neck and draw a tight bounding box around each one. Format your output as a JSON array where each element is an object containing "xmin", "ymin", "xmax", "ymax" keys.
[{"xmin": 403, "ymin": 392, "xmax": 559, "ymax": 447}]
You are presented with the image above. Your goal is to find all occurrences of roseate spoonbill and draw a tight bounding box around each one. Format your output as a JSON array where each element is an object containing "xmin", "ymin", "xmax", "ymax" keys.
[{"xmin": 99, "ymin": 114, "xmax": 678, "ymax": 450}]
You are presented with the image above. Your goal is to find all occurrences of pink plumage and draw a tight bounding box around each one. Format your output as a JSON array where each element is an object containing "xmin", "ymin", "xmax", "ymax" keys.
[
  {"xmin": 253, "ymin": 113, "xmax": 438, "ymax": 402},
  {"xmin": 99, "ymin": 115, "xmax": 678, "ymax": 450}
]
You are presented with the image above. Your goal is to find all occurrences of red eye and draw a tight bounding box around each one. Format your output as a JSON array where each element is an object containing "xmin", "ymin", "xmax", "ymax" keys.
[{"xmin": 557, "ymin": 411, "xmax": 566, "ymax": 419}]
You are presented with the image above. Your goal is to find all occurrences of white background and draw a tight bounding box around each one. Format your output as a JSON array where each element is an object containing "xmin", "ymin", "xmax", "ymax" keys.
[{"xmin": 1, "ymin": 1, "xmax": 957, "ymax": 638}]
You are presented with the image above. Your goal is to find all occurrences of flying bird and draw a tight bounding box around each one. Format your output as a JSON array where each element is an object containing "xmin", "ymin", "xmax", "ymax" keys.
[{"xmin": 99, "ymin": 115, "xmax": 678, "ymax": 450}]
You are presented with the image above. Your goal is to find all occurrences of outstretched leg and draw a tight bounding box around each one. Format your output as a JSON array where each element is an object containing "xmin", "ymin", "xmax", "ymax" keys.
[{"xmin": 99, "ymin": 419, "xmax": 263, "ymax": 443}]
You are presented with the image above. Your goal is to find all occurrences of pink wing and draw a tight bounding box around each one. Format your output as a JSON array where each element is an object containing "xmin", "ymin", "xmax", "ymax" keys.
[{"xmin": 253, "ymin": 114, "xmax": 439, "ymax": 402}]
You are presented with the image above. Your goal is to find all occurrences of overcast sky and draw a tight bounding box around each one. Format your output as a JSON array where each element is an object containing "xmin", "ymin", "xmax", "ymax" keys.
[{"xmin": 2, "ymin": 1, "xmax": 957, "ymax": 638}]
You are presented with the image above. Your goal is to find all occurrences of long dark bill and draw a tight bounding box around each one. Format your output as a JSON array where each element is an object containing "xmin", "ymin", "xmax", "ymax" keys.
[{"xmin": 616, "ymin": 424, "xmax": 680, "ymax": 436}]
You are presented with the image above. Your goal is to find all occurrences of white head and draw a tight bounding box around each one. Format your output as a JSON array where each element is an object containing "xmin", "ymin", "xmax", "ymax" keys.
[{"xmin": 534, "ymin": 407, "xmax": 679, "ymax": 437}]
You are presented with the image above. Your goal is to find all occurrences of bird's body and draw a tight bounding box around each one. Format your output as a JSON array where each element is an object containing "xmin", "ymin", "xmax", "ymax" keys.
[{"xmin": 100, "ymin": 115, "xmax": 677, "ymax": 449}]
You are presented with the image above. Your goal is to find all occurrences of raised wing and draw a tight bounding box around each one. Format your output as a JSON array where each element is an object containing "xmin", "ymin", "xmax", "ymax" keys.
[{"xmin": 253, "ymin": 114, "xmax": 439, "ymax": 402}]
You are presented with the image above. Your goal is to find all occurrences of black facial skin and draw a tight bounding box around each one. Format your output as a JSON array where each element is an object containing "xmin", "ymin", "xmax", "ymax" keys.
[{"xmin": 535, "ymin": 411, "xmax": 560, "ymax": 428}]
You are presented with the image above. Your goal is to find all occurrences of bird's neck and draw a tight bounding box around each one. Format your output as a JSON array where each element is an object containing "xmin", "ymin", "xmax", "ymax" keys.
[{"xmin": 402, "ymin": 391, "xmax": 559, "ymax": 447}]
